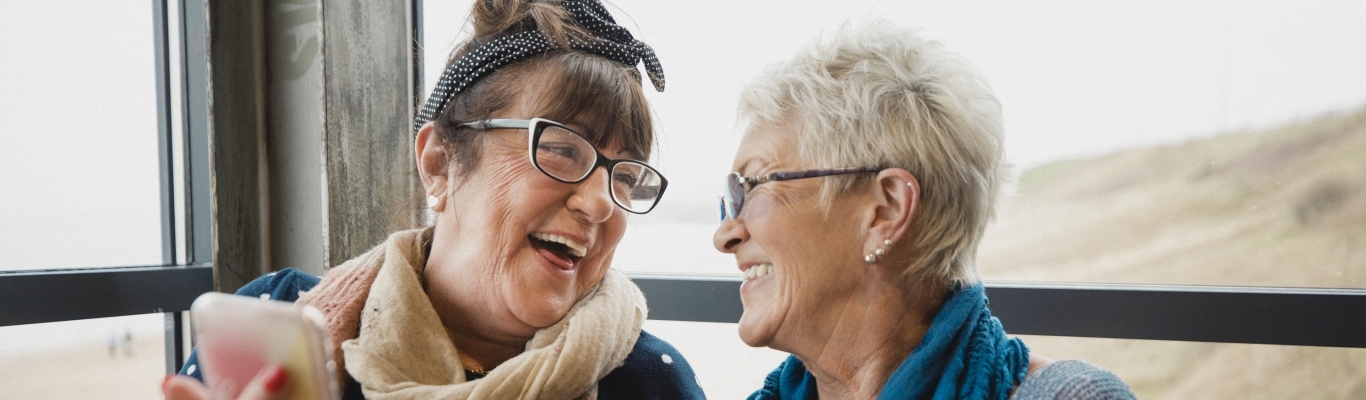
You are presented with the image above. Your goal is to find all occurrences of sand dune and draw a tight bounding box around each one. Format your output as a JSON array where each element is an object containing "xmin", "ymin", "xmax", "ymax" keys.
[{"xmin": 979, "ymin": 105, "xmax": 1366, "ymax": 398}]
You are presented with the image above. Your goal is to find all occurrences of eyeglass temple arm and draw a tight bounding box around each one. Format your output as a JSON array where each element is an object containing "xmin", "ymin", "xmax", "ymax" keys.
[
  {"xmin": 460, "ymin": 119, "xmax": 532, "ymax": 130},
  {"xmin": 763, "ymin": 166, "xmax": 885, "ymax": 182}
]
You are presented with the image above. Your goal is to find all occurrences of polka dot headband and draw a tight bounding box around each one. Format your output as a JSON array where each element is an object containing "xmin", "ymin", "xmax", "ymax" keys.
[{"xmin": 414, "ymin": 0, "xmax": 666, "ymax": 133}]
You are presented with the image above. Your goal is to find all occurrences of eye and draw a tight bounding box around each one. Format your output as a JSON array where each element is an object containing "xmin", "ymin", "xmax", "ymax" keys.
[
  {"xmin": 537, "ymin": 142, "xmax": 582, "ymax": 161},
  {"xmin": 613, "ymin": 171, "xmax": 639, "ymax": 187},
  {"xmin": 742, "ymin": 181, "xmax": 760, "ymax": 194}
]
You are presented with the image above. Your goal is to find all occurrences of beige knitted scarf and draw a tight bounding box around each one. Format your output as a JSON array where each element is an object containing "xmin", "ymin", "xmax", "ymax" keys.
[{"xmin": 297, "ymin": 228, "xmax": 647, "ymax": 400}]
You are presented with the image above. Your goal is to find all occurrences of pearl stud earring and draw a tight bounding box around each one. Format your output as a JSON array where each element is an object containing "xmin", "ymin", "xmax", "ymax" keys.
[{"xmin": 865, "ymin": 239, "xmax": 893, "ymax": 265}]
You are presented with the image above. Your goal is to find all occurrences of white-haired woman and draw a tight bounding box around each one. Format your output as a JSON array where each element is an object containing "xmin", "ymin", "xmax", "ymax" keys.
[{"xmin": 713, "ymin": 22, "xmax": 1135, "ymax": 400}]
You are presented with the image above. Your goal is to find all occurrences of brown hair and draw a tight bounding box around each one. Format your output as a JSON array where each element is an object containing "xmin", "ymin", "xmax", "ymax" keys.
[{"xmin": 432, "ymin": 0, "xmax": 655, "ymax": 177}]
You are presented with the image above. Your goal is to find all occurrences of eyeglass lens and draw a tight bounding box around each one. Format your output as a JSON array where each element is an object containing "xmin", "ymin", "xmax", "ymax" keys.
[
  {"xmin": 720, "ymin": 172, "xmax": 745, "ymax": 220},
  {"xmin": 532, "ymin": 122, "xmax": 664, "ymax": 214}
]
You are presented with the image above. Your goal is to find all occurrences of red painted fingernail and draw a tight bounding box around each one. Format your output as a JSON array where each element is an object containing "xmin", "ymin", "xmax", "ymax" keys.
[
  {"xmin": 263, "ymin": 365, "xmax": 289, "ymax": 393},
  {"xmin": 162, "ymin": 374, "xmax": 175, "ymax": 390}
]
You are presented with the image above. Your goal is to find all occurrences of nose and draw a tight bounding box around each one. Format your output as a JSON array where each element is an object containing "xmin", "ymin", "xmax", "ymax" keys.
[
  {"xmin": 568, "ymin": 166, "xmax": 615, "ymax": 223},
  {"xmin": 713, "ymin": 215, "xmax": 748, "ymax": 254}
]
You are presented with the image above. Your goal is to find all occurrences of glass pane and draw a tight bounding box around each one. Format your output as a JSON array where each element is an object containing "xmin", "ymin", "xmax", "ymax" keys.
[
  {"xmin": 424, "ymin": 1, "xmax": 1366, "ymax": 286},
  {"xmin": 647, "ymin": 320, "xmax": 1366, "ymax": 399},
  {"xmin": 1017, "ymin": 335, "xmax": 1366, "ymax": 399},
  {"xmin": 651, "ymin": 321, "xmax": 1366, "ymax": 399},
  {"xmin": 0, "ymin": 1, "xmax": 163, "ymax": 271},
  {"xmin": 0, "ymin": 314, "xmax": 166, "ymax": 399},
  {"xmin": 643, "ymin": 320, "xmax": 790, "ymax": 399}
]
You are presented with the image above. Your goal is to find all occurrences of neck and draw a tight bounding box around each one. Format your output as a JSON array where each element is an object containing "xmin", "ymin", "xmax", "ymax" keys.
[
  {"xmin": 442, "ymin": 323, "xmax": 528, "ymax": 371},
  {"xmin": 796, "ymin": 272, "xmax": 945, "ymax": 400},
  {"xmin": 421, "ymin": 233, "xmax": 535, "ymax": 372}
]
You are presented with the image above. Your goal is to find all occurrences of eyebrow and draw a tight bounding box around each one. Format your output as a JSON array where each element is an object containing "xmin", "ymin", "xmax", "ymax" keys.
[{"xmin": 735, "ymin": 158, "xmax": 766, "ymax": 177}]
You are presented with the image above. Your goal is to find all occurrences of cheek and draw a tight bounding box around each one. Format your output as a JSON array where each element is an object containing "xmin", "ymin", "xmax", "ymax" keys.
[
  {"xmin": 755, "ymin": 203, "xmax": 856, "ymax": 307},
  {"xmin": 576, "ymin": 214, "xmax": 627, "ymax": 295}
]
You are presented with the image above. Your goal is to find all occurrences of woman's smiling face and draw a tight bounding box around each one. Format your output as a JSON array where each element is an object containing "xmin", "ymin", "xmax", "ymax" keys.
[
  {"xmin": 713, "ymin": 122, "xmax": 871, "ymax": 350},
  {"xmin": 424, "ymin": 92, "xmax": 630, "ymax": 338}
]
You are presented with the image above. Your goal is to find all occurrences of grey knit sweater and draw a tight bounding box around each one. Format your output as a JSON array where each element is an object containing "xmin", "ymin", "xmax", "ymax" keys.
[{"xmin": 1010, "ymin": 360, "xmax": 1137, "ymax": 400}]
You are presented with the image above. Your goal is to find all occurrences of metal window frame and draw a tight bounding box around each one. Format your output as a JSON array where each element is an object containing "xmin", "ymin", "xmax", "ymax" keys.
[
  {"xmin": 3, "ymin": 0, "xmax": 1365, "ymax": 387},
  {"xmin": 0, "ymin": 0, "xmax": 215, "ymax": 375},
  {"xmin": 629, "ymin": 275, "xmax": 1366, "ymax": 349}
]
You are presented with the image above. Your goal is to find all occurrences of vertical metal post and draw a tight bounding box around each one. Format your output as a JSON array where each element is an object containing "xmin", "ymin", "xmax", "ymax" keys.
[
  {"xmin": 182, "ymin": 0, "xmax": 213, "ymax": 268},
  {"xmin": 164, "ymin": 311, "xmax": 186, "ymax": 373},
  {"xmin": 155, "ymin": 0, "xmax": 178, "ymax": 268},
  {"xmin": 154, "ymin": 0, "xmax": 188, "ymax": 375}
]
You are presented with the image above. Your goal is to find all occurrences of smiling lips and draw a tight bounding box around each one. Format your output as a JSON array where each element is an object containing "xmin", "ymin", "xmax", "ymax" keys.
[{"xmin": 529, "ymin": 232, "xmax": 587, "ymax": 270}]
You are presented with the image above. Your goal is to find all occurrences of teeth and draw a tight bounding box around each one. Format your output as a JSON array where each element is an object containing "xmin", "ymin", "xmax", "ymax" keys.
[
  {"xmin": 743, "ymin": 263, "xmax": 774, "ymax": 281},
  {"xmin": 531, "ymin": 232, "xmax": 587, "ymax": 258}
]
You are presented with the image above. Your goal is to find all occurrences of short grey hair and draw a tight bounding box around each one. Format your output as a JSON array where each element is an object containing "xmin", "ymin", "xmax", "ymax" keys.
[{"xmin": 737, "ymin": 21, "xmax": 1014, "ymax": 289}]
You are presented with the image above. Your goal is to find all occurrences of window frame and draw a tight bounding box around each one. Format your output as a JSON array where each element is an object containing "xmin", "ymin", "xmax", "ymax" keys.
[
  {"xmin": 628, "ymin": 275, "xmax": 1366, "ymax": 348},
  {"xmin": 0, "ymin": 0, "xmax": 214, "ymax": 373}
]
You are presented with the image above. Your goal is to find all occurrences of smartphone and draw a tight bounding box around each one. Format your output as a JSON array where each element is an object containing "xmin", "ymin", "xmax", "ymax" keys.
[{"xmin": 191, "ymin": 292, "xmax": 339, "ymax": 400}]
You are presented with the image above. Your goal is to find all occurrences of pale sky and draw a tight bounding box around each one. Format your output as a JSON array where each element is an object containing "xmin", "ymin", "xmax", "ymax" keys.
[
  {"xmin": 424, "ymin": 0, "xmax": 1366, "ymax": 212},
  {"xmin": 1, "ymin": 0, "xmax": 1364, "ymax": 269}
]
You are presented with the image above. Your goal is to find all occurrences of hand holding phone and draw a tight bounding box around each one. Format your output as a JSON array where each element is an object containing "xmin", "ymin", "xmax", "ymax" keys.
[{"xmin": 191, "ymin": 292, "xmax": 338, "ymax": 400}]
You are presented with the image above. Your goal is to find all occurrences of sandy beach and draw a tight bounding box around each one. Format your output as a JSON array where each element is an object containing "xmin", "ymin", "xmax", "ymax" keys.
[{"xmin": 0, "ymin": 334, "xmax": 164, "ymax": 399}]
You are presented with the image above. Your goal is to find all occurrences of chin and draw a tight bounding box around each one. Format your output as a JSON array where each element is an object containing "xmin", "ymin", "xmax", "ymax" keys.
[
  {"xmin": 736, "ymin": 310, "xmax": 776, "ymax": 348},
  {"xmin": 506, "ymin": 287, "xmax": 575, "ymax": 329},
  {"xmin": 513, "ymin": 305, "xmax": 570, "ymax": 330}
]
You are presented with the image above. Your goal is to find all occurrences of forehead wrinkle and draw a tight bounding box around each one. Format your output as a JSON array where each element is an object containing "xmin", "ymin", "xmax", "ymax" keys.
[{"xmin": 737, "ymin": 127, "xmax": 799, "ymax": 176}]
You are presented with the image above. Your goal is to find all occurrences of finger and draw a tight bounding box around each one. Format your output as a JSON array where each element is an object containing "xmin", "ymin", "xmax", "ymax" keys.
[
  {"xmin": 162, "ymin": 374, "xmax": 212, "ymax": 400},
  {"xmin": 237, "ymin": 364, "xmax": 293, "ymax": 400}
]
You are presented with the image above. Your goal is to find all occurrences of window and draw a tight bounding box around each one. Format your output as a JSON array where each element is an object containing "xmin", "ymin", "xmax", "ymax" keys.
[
  {"xmin": 0, "ymin": 1, "xmax": 163, "ymax": 272},
  {"xmin": 0, "ymin": 2, "xmax": 212, "ymax": 399},
  {"xmin": 426, "ymin": 0, "xmax": 1366, "ymax": 397}
]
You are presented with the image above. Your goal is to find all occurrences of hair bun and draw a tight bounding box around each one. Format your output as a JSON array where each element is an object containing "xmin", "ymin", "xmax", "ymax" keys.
[{"xmin": 473, "ymin": 0, "xmax": 586, "ymax": 47}]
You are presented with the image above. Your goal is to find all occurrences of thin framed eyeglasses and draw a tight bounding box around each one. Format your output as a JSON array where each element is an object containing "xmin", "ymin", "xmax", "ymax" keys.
[
  {"xmin": 718, "ymin": 166, "xmax": 884, "ymax": 221},
  {"xmin": 459, "ymin": 118, "xmax": 668, "ymax": 214}
]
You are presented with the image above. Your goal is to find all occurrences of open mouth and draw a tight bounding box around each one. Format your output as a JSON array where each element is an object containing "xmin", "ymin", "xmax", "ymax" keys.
[{"xmin": 529, "ymin": 232, "xmax": 586, "ymax": 269}]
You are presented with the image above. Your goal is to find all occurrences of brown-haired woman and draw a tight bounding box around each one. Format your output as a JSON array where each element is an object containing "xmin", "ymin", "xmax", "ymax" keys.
[{"xmin": 162, "ymin": 0, "xmax": 703, "ymax": 399}]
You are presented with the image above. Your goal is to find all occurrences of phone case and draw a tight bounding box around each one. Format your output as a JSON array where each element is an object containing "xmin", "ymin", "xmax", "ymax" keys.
[{"xmin": 191, "ymin": 292, "xmax": 338, "ymax": 400}]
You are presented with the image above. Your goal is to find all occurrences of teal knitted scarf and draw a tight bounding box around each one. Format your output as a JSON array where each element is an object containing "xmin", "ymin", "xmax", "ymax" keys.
[{"xmin": 748, "ymin": 284, "xmax": 1030, "ymax": 400}]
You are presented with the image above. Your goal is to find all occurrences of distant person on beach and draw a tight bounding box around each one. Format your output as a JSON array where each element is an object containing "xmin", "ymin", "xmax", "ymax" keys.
[
  {"xmin": 163, "ymin": 0, "xmax": 702, "ymax": 399},
  {"xmin": 122, "ymin": 329, "xmax": 132, "ymax": 357},
  {"xmin": 713, "ymin": 21, "xmax": 1136, "ymax": 399}
]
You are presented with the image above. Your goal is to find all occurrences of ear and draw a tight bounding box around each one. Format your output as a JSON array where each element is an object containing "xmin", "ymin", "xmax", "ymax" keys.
[
  {"xmin": 415, "ymin": 122, "xmax": 451, "ymax": 212},
  {"xmin": 864, "ymin": 168, "xmax": 919, "ymax": 255}
]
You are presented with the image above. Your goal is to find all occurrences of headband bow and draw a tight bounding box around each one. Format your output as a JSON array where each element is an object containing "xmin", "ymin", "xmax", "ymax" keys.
[{"xmin": 414, "ymin": 0, "xmax": 665, "ymax": 133}]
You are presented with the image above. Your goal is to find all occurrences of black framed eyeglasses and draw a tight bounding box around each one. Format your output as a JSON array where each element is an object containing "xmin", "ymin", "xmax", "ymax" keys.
[
  {"xmin": 459, "ymin": 118, "xmax": 668, "ymax": 214},
  {"xmin": 719, "ymin": 166, "xmax": 884, "ymax": 221}
]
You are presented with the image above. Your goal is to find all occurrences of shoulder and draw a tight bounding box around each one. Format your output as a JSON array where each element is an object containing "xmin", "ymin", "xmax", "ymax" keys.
[
  {"xmin": 1011, "ymin": 359, "xmax": 1136, "ymax": 400},
  {"xmin": 597, "ymin": 330, "xmax": 706, "ymax": 400},
  {"xmin": 233, "ymin": 268, "xmax": 322, "ymax": 302}
]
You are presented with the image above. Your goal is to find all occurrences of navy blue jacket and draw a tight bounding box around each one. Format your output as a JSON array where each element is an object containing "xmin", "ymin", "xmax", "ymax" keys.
[{"xmin": 179, "ymin": 268, "xmax": 705, "ymax": 399}]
